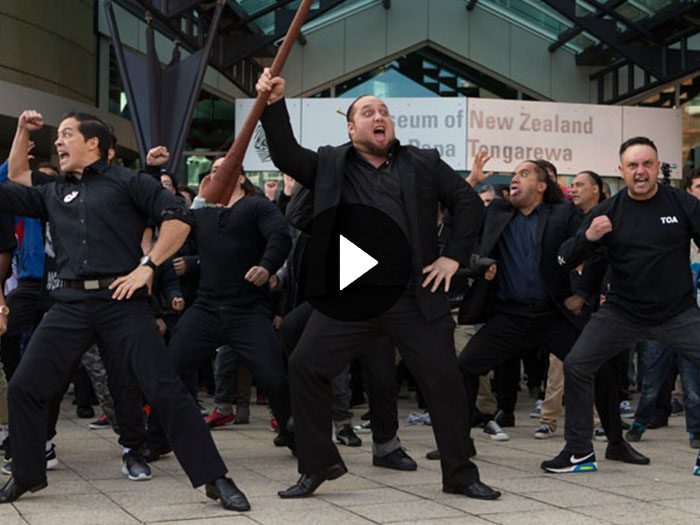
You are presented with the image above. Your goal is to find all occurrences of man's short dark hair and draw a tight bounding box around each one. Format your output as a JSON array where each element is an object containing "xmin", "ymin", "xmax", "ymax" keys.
[
  {"xmin": 535, "ymin": 159, "xmax": 557, "ymax": 178},
  {"xmin": 684, "ymin": 167, "xmax": 700, "ymax": 191},
  {"xmin": 527, "ymin": 160, "xmax": 564, "ymax": 204},
  {"xmin": 579, "ymin": 170, "xmax": 606, "ymax": 203},
  {"xmin": 346, "ymin": 94, "xmax": 373, "ymax": 122},
  {"xmin": 36, "ymin": 162, "xmax": 59, "ymax": 175},
  {"xmin": 61, "ymin": 111, "xmax": 112, "ymax": 160},
  {"xmin": 619, "ymin": 136, "xmax": 658, "ymax": 158}
]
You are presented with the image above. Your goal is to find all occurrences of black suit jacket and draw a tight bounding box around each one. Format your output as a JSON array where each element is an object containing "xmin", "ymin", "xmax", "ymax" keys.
[
  {"xmin": 458, "ymin": 198, "xmax": 590, "ymax": 329},
  {"xmin": 260, "ymin": 99, "xmax": 484, "ymax": 322}
]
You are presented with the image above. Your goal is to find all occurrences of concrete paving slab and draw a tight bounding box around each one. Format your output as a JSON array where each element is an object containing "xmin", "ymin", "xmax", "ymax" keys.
[
  {"xmin": 574, "ymin": 501, "xmax": 694, "ymax": 524},
  {"xmin": 4, "ymin": 391, "xmax": 699, "ymax": 524},
  {"xmin": 348, "ymin": 499, "xmax": 467, "ymax": 522}
]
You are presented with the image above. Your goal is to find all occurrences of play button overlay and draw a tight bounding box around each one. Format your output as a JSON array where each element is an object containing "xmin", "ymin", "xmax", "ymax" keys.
[
  {"xmin": 302, "ymin": 203, "xmax": 411, "ymax": 322},
  {"xmin": 339, "ymin": 236, "xmax": 378, "ymax": 290}
]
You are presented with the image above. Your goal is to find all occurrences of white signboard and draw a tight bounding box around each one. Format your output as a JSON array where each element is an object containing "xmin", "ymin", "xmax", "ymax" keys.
[
  {"xmin": 236, "ymin": 97, "xmax": 682, "ymax": 177},
  {"xmin": 235, "ymin": 99, "xmax": 302, "ymax": 172},
  {"xmin": 235, "ymin": 98, "xmax": 467, "ymax": 171},
  {"xmin": 467, "ymin": 98, "xmax": 623, "ymax": 175}
]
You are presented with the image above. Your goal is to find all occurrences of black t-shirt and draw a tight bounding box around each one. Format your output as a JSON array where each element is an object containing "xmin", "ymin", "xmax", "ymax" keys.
[
  {"xmin": 190, "ymin": 196, "xmax": 291, "ymax": 307},
  {"xmin": 562, "ymin": 184, "xmax": 700, "ymax": 323}
]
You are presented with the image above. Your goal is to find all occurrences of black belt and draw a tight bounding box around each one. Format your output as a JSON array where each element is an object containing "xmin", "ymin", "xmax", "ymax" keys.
[
  {"xmin": 513, "ymin": 300, "xmax": 554, "ymax": 313},
  {"xmin": 63, "ymin": 278, "xmax": 117, "ymax": 291}
]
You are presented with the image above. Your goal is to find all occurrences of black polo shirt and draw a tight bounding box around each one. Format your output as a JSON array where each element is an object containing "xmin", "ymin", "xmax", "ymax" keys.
[{"xmin": 0, "ymin": 159, "xmax": 190, "ymax": 280}]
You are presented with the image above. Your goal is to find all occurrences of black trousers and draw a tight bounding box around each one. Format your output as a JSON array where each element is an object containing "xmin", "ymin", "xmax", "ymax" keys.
[
  {"xmin": 289, "ymin": 292, "xmax": 479, "ymax": 485},
  {"xmin": 279, "ymin": 301, "xmax": 399, "ymax": 445},
  {"xmin": 8, "ymin": 288, "xmax": 227, "ymax": 488},
  {"xmin": 458, "ymin": 305, "xmax": 622, "ymax": 445},
  {"xmin": 564, "ymin": 305, "xmax": 700, "ymax": 453},
  {"xmin": 167, "ymin": 303, "xmax": 291, "ymax": 432}
]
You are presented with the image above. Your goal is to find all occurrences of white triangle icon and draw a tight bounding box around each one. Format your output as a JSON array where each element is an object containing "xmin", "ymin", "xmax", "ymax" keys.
[{"xmin": 339, "ymin": 235, "xmax": 378, "ymax": 291}]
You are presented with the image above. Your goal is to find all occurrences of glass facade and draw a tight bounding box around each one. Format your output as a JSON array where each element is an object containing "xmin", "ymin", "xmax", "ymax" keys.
[{"xmin": 100, "ymin": 0, "xmax": 699, "ymax": 193}]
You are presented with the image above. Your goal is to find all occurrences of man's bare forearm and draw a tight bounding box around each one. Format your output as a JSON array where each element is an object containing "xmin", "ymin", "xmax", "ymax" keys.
[
  {"xmin": 147, "ymin": 219, "xmax": 191, "ymax": 265},
  {"xmin": 9, "ymin": 126, "xmax": 33, "ymax": 186}
]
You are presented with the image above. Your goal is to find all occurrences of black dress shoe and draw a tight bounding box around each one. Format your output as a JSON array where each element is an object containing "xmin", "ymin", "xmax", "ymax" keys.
[
  {"xmin": 493, "ymin": 409, "xmax": 515, "ymax": 428},
  {"xmin": 278, "ymin": 463, "xmax": 347, "ymax": 498},
  {"xmin": 443, "ymin": 480, "xmax": 501, "ymax": 500},
  {"xmin": 0, "ymin": 476, "xmax": 48, "ymax": 503},
  {"xmin": 426, "ymin": 449, "xmax": 440, "ymax": 460},
  {"xmin": 205, "ymin": 476, "xmax": 250, "ymax": 511},
  {"xmin": 605, "ymin": 441, "xmax": 650, "ymax": 465},
  {"xmin": 373, "ymin": 448, "xmax": 417, "ymax": 471}
]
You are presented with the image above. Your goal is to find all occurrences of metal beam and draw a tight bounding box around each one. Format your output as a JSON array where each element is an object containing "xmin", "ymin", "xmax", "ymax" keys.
[
  {"xmin": 583, "ymin": 0, "xmax": 655, "ymax": 41},
  {"xmin": 592, "ymin": 47, "xmax": 700, "ymax": 104},
  {"xmin": 576, "ymin": 1, "xmax": 700, "ymax": 65},
  {"xmin": 541, "ymin": 0, "xmax": 663, "ymax": 77},
  {"xmin": 217, "ymin": 0, "xmax": 347, "ymax": 69},
  {"xmin": 549, "ymin": 0, "xmax": 627, "ymax": 52}
]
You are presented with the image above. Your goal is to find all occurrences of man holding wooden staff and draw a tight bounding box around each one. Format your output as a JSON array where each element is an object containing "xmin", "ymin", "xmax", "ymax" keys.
[{"xmin": 256, "ymin": 68, "xmax": 501, "ymax": 500}]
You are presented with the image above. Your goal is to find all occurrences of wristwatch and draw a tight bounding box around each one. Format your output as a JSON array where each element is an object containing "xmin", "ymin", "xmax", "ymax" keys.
[
  {"xmin": 0, "ymin": 305, "xmax": 9, "ymax": 316},
  {"xmin": 139, "ymin": 255, "xmax": 158, "ymax": 271}
]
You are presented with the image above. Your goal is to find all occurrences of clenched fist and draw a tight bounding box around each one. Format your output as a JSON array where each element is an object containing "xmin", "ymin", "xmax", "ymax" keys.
[
  {"xmin": 245, "ymin": 265, "xmax": 270, "ymax": 287},
  {"xmin": 18, "ymin": 110, "xmax": 44, "ymax": 132},
  {"xmin": 146, "ymin": 146, "xmax": 170, "ymax": 167},
  {"xmin": 256, "ymin": 68, "xmax": 286, "ymax": 105},
  {"xmin": 585, "ymin": 215, "xmax": 612, "ymax": 242}
]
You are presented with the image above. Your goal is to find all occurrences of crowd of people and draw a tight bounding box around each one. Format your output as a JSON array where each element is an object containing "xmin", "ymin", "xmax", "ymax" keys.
[{"xmin": 0, "ymin": 67, "xmax": 699, "ymax": 511}]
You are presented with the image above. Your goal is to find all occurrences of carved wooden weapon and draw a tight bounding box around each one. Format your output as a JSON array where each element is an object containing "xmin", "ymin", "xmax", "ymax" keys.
[{"xmin": 200, "ymin": 0, "xmax": 313, "ymax": 204}]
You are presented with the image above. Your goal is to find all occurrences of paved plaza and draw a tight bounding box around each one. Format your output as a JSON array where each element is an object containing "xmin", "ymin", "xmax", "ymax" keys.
[{"xmin": 2, "ymin": 393, "xmax": 699, "ymax": 525}]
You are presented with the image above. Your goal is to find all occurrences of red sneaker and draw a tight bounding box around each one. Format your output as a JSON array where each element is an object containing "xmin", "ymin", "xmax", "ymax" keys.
[
  {"xmin": 206, "ymin": 409, "xmax": 234, "ymax": 429},
  {"xmin": 270, "ymin": 417, "xmax": 279, "ymax": 432}
]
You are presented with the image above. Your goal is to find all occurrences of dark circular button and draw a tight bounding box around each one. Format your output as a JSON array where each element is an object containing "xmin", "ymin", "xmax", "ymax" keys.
[{"xmin": 301, "ymin": 203, "xmax": 411, "ymax": 322}]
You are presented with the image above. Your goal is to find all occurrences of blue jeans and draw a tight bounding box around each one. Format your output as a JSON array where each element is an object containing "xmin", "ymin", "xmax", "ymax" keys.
[{"xmin": 636, "ymin": 340, "xmax": 700, "ymax": 433}]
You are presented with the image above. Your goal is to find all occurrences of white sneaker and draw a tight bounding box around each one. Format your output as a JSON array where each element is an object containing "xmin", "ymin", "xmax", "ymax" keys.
[
  {"xmin": 530, "ymin": 399, "xmax": 543, "ymax": 418},
  {"xmin": 534, "ymin": 424, "xmax": 555, "ymax": 439},
  {"xmin": 620, "ymin": 400, "xmax": 635, "ymax": 419},
  {"xmin": 483, "ymin": 420, "xmax": 509, "ymax": 441}
]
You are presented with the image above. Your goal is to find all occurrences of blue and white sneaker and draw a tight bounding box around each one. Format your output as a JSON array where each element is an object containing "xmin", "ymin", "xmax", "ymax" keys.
[
  {"xmin": 694, "ymin": 453, "xmax": 700, "ymax": 476},
  {"xmin": 541, "ymin": 449, "xmax": 598, "ymax": 473},
  {"xmin": 121, "ymin": 450, "xmax": 151, "ymax": 481}
]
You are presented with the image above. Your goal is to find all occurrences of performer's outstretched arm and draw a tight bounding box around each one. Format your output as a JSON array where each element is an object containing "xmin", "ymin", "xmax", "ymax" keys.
[{"xmin": 257, "ymin": 69, "xmax": 319, "ymax": 188}]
